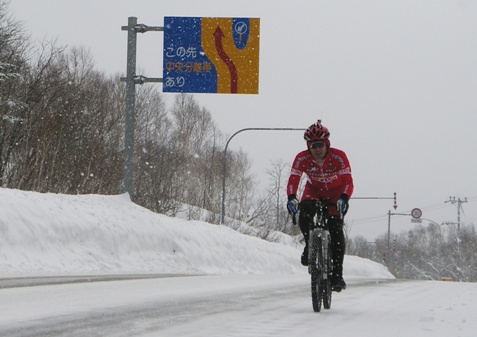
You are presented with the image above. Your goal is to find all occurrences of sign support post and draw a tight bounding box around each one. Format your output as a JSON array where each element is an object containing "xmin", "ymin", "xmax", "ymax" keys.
[{"xmin": 124, "ymin": 17, "xmax": 138, "ymax": 196}]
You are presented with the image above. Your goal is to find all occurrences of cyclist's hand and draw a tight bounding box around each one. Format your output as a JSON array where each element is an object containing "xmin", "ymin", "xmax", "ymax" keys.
[
  {"xmin": 287, "ymin": 194, "xmax": 299, "ymax": 215},
  {"xmin": 337, "ymin": 194, "xmax": 349, "ymax": 216}
]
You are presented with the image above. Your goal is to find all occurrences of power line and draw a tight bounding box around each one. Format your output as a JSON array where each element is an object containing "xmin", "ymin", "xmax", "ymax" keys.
[{"xmin": 350, "ymin": 195, "xmax": 477, "ymax": 226}]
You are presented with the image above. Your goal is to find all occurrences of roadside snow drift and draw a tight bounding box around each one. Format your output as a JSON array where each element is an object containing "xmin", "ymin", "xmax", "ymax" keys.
[{"xmin": 0, "ymin": 188, "xmax": 394, "ymax": 280}]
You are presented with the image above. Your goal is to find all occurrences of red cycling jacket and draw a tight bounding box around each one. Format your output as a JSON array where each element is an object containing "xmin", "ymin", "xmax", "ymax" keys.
[{"xmin": 287, "ymin": 147, "xmax": 354, "ymax": 215}]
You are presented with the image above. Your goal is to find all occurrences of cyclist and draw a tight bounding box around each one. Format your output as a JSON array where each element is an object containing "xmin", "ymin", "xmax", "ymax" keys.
[{"xmin": 286, "ymin": 120, "xmax": 353, "ymax": 292}]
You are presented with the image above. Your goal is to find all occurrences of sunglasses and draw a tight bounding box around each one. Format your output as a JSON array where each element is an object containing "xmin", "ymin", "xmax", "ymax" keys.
[{"xmin": 309, "ymin": 141, "xmax": 326, "ymax": 149}]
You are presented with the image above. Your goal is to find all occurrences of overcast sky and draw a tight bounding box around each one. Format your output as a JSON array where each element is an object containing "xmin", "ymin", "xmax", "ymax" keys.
[{"xmin": 9, "ymin": 0, "xmax": 477, "ymax": 239}]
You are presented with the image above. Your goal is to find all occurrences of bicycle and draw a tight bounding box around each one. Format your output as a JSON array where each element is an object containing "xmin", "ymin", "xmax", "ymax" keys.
[{"xmin": 293, "ymin": 200, "xmax": 333, "ymax": 312}]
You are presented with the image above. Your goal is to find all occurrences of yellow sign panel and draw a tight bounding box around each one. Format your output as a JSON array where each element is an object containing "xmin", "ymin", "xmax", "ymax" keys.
[
  {"xmin": 201, "ymin": 18, "xmax": 260, "ymax": 94},
  {"xmin": 163, "ymin": 17, "xmax": 260, "ymax": 94}
]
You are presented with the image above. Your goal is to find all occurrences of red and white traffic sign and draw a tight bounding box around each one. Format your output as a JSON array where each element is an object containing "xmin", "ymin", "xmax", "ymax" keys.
[{"xmin": 411, "ymin": 208, "xmax": 422, "ymax": 219}]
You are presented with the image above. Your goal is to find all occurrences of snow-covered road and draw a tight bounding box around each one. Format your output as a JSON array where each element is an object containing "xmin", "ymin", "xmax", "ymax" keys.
[
  {"xmin": 0, "ymin": 274, "xmax": 474, "ymax": 337},
  {"xmin": 0, "ymin": 189, "xmax": 474, "ymax": 336}
]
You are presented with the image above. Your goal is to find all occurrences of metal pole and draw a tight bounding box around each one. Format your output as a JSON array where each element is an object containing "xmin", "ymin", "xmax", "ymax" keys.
[
  {"xmin": 352, "ymin": 192, "xmax": 397, "ymax": 210},
  {"xmin": 124, "ymin": 17, "xmax": 138, "ymax": 195},
  {"xmin": 386, "ymin": 211, "xmax": 410, "ymax": 271},
  {"xmin": 121, "ymin": 17, "xmax": 163, "ymax": 195},
  {"xmin": 220, "ymin": 127, "xmax": 306, "ymax": 224},
  {"xmin": 387, "ymin": 210, "xmax": 391, "ymax": 263}
]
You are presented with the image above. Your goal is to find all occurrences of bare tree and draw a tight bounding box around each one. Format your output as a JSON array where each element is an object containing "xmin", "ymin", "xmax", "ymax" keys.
[
  {"xmin": 0, "ymin": 0, "xmax": 30, "ymax": 185},
  {"xmin": 1, "ymin": 0, "xmax": 260, "ymax": 231},
  {"xmin": 224, "ymin": 149, "xmax": 255, "ymax": 222},
  {"xmin": 167, "ymin": 93, "xmax": 226, "ymax": 218},
  {"xmin": 132, "ymin": 83, "xmax": 179, "ymax": 213}
]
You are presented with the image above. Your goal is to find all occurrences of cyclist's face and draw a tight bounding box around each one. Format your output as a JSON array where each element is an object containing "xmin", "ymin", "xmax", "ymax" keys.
[{"xmin": 308, "ymin": 141, "xmax": 327, "ymax": 160}]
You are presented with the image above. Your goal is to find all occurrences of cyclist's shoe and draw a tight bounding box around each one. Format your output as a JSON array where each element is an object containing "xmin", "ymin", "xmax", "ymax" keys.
[
  {"xmin": 301, "ymin": 246, "xmax": 308, "ymax": 266},
  {"xmin": 332, "ymin": 277, "xmax": 346, "ymax": 292}
]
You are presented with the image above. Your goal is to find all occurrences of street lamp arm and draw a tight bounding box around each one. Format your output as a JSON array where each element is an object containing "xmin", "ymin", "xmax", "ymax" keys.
[
  {"xmin": 421, "ymin": 218, "xmax": 441, "ymax": 226},
  {"xmin": 220, "ymin": 127, "xmax": 306, "ymax": 224}
]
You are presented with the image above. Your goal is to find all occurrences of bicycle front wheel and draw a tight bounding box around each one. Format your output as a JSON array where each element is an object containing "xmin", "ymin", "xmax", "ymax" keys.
[
  {"xmin": 322, "ymin": 233, "xmax": 333, "ymax": 309},
  {"xmin": 310, "ymin": 231, "xmax": 323, "ymax": 312}
]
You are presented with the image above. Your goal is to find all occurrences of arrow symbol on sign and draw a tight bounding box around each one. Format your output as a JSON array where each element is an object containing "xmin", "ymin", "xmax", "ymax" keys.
[{"xmin": 213, "ymin": 26, "xmax": 238, "ymax": 93}]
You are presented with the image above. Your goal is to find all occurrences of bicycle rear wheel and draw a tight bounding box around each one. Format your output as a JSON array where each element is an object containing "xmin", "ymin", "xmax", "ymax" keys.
[{"xmin": 310, "ymin": 231, "xmax": 323, "ymax": 312}]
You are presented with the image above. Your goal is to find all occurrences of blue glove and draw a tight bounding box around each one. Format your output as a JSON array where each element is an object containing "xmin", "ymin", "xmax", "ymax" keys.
[
  {"xmin": 287, "ymin": 194, "xmax": 299, "ymax": 215},
  {"xmin": 336, "ymin": 194, "xmax": 349, "ymax": 216}
]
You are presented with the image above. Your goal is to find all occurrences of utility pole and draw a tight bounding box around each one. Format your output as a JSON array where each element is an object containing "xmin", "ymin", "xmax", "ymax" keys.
[{"xmin": 445, "ymin": 196, "xmax": 467, "ymax": 230}]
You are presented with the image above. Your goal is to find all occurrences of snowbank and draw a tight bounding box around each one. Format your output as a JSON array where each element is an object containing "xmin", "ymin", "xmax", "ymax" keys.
[{"xmin": 0, "ymin": 188, "xmax": 394, "ymax": 280}]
